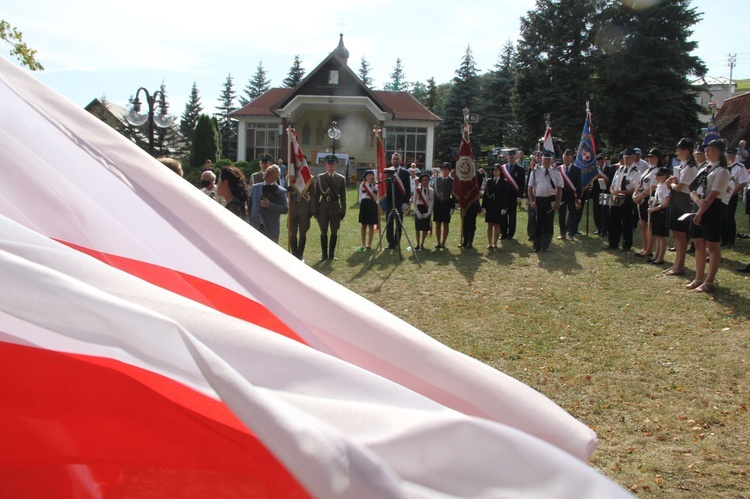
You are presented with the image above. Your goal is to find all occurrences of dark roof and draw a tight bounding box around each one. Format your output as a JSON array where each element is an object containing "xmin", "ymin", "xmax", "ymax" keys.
[
  {"xmin": 374, "ymin": 91, "xmax": 441, "ymax": 122},
  {"xmin": 232, "ymin": 88, "xmax": 293, "ymax": 117},
  {"xmin": 716, "ymin": 91, "xmax": 750, "ymax": 146}
]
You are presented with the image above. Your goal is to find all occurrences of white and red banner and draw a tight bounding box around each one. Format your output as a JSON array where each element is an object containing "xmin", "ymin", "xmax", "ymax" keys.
[
  {"xmin": 0, "ymin": 56, "xmax": 630, "ymax": 498},
  {"xmin": 288, "ymin": 127, "xmax": 313, "ymax": 195},
  {"xmin": 452, "ymin": 122, "xmax": 481, "ymax": 210}
]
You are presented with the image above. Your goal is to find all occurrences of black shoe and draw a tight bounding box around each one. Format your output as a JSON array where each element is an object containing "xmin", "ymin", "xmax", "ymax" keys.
[
  {"xmin": 737, "ymin": 265, "xmax": 750, "ymax": 273},
  {"xmin": 532, "ymin": 247, "xmax": 540, "ymax": 252},
  {"xmin": 620, "ymin": 247, "xmax": 631, "ymax": 252},
  {"xmin": 603, "ymin": 245, "xmax": 618, "ymax": 250}
]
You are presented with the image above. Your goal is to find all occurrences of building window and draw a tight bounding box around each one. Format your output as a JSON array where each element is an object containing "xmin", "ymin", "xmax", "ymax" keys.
[
  {"xmin": 245, "ymin": 123, "xmax": 280, "ymax": 161},
  {"xmin": 328, "ymin": 70, "xmax": 339, "ymax": 85},
  {"xmin": 384, "ymin": 126, "xmax": 428, "ymax": 169}
]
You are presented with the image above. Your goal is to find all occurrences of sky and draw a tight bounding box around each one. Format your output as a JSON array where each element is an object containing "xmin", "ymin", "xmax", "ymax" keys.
[{"xmin": 3, "ymin": 0, "xmax": 748, "ymax": 117}]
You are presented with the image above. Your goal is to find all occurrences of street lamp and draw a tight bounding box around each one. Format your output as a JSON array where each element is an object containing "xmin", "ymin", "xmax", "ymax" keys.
[
  {"xmin": 328, "ymin": 120, "xmax": 343, "ymax": 176},
  {"xmin": 125, "ymin": 87, "xmax": 176, "ymax": 156}
]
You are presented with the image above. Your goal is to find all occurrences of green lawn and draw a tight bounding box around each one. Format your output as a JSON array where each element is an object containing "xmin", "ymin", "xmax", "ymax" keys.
[
  {"xmin": 735, "ymin": 79, "xmax": 750, "ymax": 92},
  {"xmin": 281, "ymin": 187, "xmax": 750, "ymax": 497}
]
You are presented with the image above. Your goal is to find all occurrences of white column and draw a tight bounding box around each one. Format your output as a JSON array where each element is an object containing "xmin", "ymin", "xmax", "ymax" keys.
[
  {"xmin": 237, "ymin": 120, "xmax": 247, "ymax": 161},
  {"xmin": 426, "ymin": 125, "xmax": 435, "ymax": 170}
]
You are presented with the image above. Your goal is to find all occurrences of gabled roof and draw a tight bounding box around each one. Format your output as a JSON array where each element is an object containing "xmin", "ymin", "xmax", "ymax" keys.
[
  {"xmin": 231, "ymin": 35, "xmax": 441, "ymax": 123},
  {"xmin": 715, "ymin": 91, "xmax": 750, "ymax": 146}
]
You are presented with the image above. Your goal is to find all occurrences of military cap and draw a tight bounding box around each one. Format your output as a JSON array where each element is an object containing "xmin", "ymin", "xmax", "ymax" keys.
[
  {"xmin": 325, "ymin": 154, "xmax": 339, "ymax": 163},
  {"xmin": 656, "ymin": 167, "xmax": 670, "ymax": 176},
  {"xmin": 419, "ymin": 172, "xmax": 430, "ymax": 181},
  {"xmin": 646, "ymin": 148, "xmax": 662, "ymax": 158},
  {"xmin": 726, "ymin": 147, "xmax": 737, "ymax": 155},
  {"xmin": 596, "ymin": 153, "xmax": 606, "ymax": 160},
  {"xmin": 507, "ymin": 149, "xmax": 518, "ymax": 155},
  {"xmin": 622, "ymin": 148, "xmax": 635, "ymax": 158},
  {"xmin": 542, "ymin": 151, "xmax": 554, "ymax": 159},
  {"xmin": 675, "ymin": 138, "xmax": 694, "ymax": 151},
  {"xmin": 364, "ymin": 169, "xmax": 375, "ymax": 178},
  {"xmin": 563, "ymin": 149, "xmax": 574, "ymax": 156},
  {"xmin": 696, "ymin": 144, "xmax": 706, "ymax": 153},
  {"xmin": 633, "ymin": 147, "xmax": 642, "ymax": 154}
]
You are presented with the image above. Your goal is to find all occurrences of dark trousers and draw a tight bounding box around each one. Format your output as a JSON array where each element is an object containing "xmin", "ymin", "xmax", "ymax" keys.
[
  {"xmin": 533, "ymin": 196, "xmax": 556, "ymax": 250},
  {"xmin": 558, "ymin": 194, "xmax": 579, "ymax": 237},
  {"xmin": 721, "ymin": 195, "xmax": 739, "ymax": 245},
  {"xmin": 593, "ymin": 195, "xmax": 609, "ymax": 233},
  {"xmin": 502, "ymin": 200, "xmax": 518, "ymax": 238},
  {"xmin": 608, "ymin": 198, "xmax": 634, "ymax": 249}
]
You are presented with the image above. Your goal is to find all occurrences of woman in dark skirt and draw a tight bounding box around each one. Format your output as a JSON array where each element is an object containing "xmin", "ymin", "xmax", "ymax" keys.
[
  {"xmin": 664, "ymin": 138, "xmax": 699, "ymax": 276},
  {"xmin": 482, "ymin": 164, "xmax": 508, "ymax": 249},
  {"xmin": 412, "ymin": 173, "xmax": 434, "ymax": 250},
  {"xmin": 357, "ymin": 170, "xmax": 379, "ymax": 250},
  {"xmin": 686, "ymin": 139, "xmax": 732, "ymax": 292},
  {"xmin": 647, "ymin": 167, "xmax": 671, "ymax": 264}
]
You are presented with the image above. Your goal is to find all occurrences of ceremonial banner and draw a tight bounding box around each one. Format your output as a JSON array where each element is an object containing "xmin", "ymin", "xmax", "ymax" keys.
[
  {"xmin": 542, "ymin": 125, "xmax": 555, "ymax": 156},
  {"xmin": 0, "ymin": 55, "xmax": 630, "ymax": 498},
  {"xmin": 452, "ymin": 122, "xmax": 481, "ymax": 210},
  {"xmin": 288, "ymin": 127, "xmax": 313, "ymax": 195},
  {"xmin": 575, "ymin": 108, "xmax": 598, "ymax": 190}
]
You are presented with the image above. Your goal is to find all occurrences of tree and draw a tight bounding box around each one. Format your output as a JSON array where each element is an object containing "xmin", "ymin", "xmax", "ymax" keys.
[
  {"xmin": 215, "ymin": 73, "xmax": 238, "ymax": 161},
  {"xmin": 385, "ymin": 58, "xmax": 409, "ymax": 92},
  {"xmin": 283, "ymin": 55, "xmax": 306, "ymax": 88},
  {"xmin": 438, "ymin": 45, "xmax": 481, "ymax": 159},
  {"xmin": 1, "ymin": 20, "xmax": 43, "ymax": 70},
  {"xmin": 179, "ymin": 82, "xmax": 203, "ymax": 157},
  {"xmin": 191, "ymin": 114, "xmax": 221, "ymax": 168},
  {"xmin": 512, "ymin": 0, "xmax": 597, "ymax": 151},
  {"xmin": 423, "ymin": 77, "xmax": 438, "ymax": 113},
  {"xmin": 241, "ymin": 61, "xmax": 271, "ymax": 106},
  {"xmin": 477, "ymin": 41, "xmax": 518, "ymax": 148},
  {"xmin": 410, "ymin": 81, "xmax": 428, "ymax": 102},
  {"xmin": 591, "ymin": 0, "xmax": 706, "ymax": 152},
  {"xmin": 358, "ymin": 56, "xmax": 374, "ymax": 88}
]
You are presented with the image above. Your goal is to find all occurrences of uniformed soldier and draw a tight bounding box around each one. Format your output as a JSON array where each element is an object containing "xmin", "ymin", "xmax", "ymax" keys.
[
  {"xmin": 252, "ymin": 153, "xmax": 274, "ymax": 185},
  {"xmin": 288, "ymin": 175, "xmax": 316, "ymax": 261},
  {"xmin": 605, "ymin": 149, "xmax": 640, "ymax": 251},
  {"xmin": 527, "ymin": 151, "xmax": 562, "ymax": 252},
  {"xmin": 315, "ymin": 155, "xmax": 347, "ymax": 260}
]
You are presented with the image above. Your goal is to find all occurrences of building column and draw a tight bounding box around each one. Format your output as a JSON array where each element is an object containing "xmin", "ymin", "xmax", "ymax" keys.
[{"xmin": 237, "ymin": 120, "xmax": 246, "ymax": 161}]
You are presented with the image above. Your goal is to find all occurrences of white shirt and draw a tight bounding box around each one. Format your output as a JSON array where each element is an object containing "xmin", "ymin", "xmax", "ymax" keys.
[
  {"xmin": 529, "ymin": 167, "xmax": 563, "ymax": 198},
  {"xmin": 652, "ymin": 182, "xmax": 670, "ymax": 208},
  {"xmin": 611, "ymin": 165, "xmax": 639, "ymax": 194},
  {"xmin": 675, "ymin": 160, "xmax": 698, "ymax": 193}
]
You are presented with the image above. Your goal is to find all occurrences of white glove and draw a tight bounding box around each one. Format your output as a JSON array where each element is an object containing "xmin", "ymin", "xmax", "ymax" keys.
[
  {"xmin": 501, "ymin": 209, "xmax": 507, "ymax": 215},
  {"xmin": 401, "ymin": 203, "xmax": 409, "ymax": 212},
  {"xmin": 450, "ymin": 209, "xmax": 455, "ymax": 215}
]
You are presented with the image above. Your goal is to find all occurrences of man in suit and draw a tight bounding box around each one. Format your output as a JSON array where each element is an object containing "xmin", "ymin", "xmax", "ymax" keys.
[
  {"xmin": 249, "ymin": 164, "xmax": 288, "ymax": 243},
  {"xmin": 385, "ymin": 152, "xmax": 411, "ymax": 249},
  {"xmin": 558, "ymin": 149, "xmax": 582, "ymax": 240},
  {"xmin": 315, "ymin": 155, "xmax": 347, "ymax": 260},
  {"xmin": 501, "ymin": 149, "xmax": 526, "ymax": 240}
]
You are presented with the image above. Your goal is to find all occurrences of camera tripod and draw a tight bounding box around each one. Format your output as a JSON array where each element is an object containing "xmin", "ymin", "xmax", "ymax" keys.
[{"xmin": 367, "ymin": 172, "xmax": 421, "ymax": 269}]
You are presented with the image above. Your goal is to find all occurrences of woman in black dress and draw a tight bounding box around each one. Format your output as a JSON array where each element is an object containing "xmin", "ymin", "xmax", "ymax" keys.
[
  {"xmin": 664, "ymin": 139, "xmax": 699, "ymax": 276},
  {"xmin": 357, "ymin": 170, "xmax": 379, "ymax": 250},
  {"xmin": 482, "ymin": 164, "xmax": 508, "ymax": 249}
]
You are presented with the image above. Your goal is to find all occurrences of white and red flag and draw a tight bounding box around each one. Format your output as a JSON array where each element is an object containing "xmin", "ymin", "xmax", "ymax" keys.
[
  {"xmin": 288, "ymin": 127, "xmax": 313, "ymax": 195},
  {"xmin": 0, "ymin": 56, "xmax": 630, "ymax": 498}
]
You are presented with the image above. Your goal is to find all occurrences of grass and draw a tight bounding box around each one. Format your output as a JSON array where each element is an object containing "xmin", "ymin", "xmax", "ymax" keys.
[
  {"xmin": 280, "ymin": 186, "xmax": 750, "ymax": 497},
  {"xmin": 735, "ymin": 79, "xmax": 750, "ymax": 92}
]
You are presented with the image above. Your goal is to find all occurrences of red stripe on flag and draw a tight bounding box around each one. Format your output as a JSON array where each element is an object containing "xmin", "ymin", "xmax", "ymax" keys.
[
  {"xmin": 58, "ymin": 240, "xmax": 307, "ymax": 345},
  {"xmin": 0, "ymin": 341, "xmax": 310, "ymax": 498}
]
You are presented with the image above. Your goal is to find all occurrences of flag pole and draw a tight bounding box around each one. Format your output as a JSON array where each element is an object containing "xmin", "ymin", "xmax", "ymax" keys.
[{"xmin": 286, "ymin": 125, "xmax": 293, "ymax": 253}]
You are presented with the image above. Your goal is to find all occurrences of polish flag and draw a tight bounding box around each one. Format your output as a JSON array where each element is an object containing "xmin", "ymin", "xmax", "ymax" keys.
[
  {"xmin": 0, "ymin": 56, "xmax": 630, "ymax": 498},
  {"xmin": 288, "ymin": 127, "xmax": 313, "ymax": 195}
]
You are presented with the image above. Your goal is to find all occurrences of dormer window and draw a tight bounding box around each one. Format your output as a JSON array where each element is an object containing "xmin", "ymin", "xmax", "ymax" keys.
[{"xmin": 328, "ymin": 70, "xmax": 339, "ymax": 85}]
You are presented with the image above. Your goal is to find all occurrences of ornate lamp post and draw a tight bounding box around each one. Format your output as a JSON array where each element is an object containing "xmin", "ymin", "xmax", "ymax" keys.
[
  {"xmin": 125, "ymin": 87, "xmax": 176, "ymax": 156},
  {"xmin": 327, "ymin": 119, "xmax": 342, "ymax": 175}
]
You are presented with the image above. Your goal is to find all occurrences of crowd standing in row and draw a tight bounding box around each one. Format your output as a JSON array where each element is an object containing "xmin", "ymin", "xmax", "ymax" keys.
[{"xmin": 192, "ymin": 140, "xmax": 749, "ymax": 289}]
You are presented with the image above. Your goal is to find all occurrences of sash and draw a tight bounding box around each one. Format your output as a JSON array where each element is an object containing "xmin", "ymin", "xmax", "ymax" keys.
[
  {"xmin": 501, "ymin": 164, "xmax": 519, "ymax": 194},
  {"xmin": 559, "ymin": 166, "xmax": 578, "ymax": 201},
  {"xmin": 417, "ymin": 187, "xmax": 429, "ymax": 207},
  {"xmin": 362, "ymin": 182, "xmax": 377, "ymax": 202},
  {"xmin": 394, "ymin": 169, "xmax": 406, "ymax": 195},
  {"xmin": 597, "ymin": 168, "xmax": 610, "ymax": 184}
]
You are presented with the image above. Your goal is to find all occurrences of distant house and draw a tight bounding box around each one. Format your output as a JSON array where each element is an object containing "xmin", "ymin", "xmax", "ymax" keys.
[
  {"xmin": 691, "ymin": 76, "xmax": 737, "ymax": 123},
  {"xmin": 85, "ymin": 98, "xmax": 131, "ymax": 135},
  {"xmin": 231, "ymin": 35, "xmax": 442, "ymax": 173},
  {"xmin": 715, "ymin": 91, "xmax": 750, "ymax": 146}
]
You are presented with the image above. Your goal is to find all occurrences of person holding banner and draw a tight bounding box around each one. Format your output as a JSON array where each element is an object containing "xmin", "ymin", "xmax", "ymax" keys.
[
  {"xmin": 528, "ymin": 151, "xmax": 563, "ymax": 252},
  {"xmin": 558, "ymin": 149, "xmax": 582, "ymax": 241},
  {"xmin": 385, "ymin": 152, "xmax": 411, "ymax": 250},
  {"xmin": 501, "ymin": 149, "xmax": 525, "ymax": 240},
  {"xmin": 358, "ymin": 170, "xmax": 379, "ymax": 250},
  {"xmin": 412, "ymin": 173, "xmax": 434, "ymax": 250}
]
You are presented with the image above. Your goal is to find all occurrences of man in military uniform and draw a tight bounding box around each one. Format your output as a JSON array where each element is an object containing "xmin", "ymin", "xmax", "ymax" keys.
[
  {"xmin": 384, "ymin": 152, "xmax": 411, "ymax": 249},
  {"xmin": 606, "ymin": 149, "xmax": 640, "ymax": 251},
  {"xmin": 527, "ymin": 151, "xmax": 562, "ymax": 252},
  {"xmin": 315, "ymin": 155, "xmax": 347, "ymax": 260},
  {"xmin": 288, "ymin": 170, "xmax": 316, "ymax": 261},
  {"xmin": 500, "ymin": 149, "xmax": 526, "ymax": 240}
]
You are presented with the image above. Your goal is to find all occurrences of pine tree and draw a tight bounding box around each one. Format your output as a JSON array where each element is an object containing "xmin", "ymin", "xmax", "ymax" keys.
[
  {"xmin": 410, "ymin": 81, "xmax": 428, "ymax": 102},
  {"xmin": 438, "ymin": 46, "xmax": 481, "ymax": 159},
  {"xmin": 424, "ymin": 77, "xmax": 438, "ymax": 113},
  {"xmin": 591, "ymin": 0, "xmax": 706, "ymax": 152},
  {"xmin": 214, "ymin": 73, "xmax": 238, "ymax": 161},
  {"xmin": 512, "ymin": 0, "xmax": 597, "ymax": 151},
  {"xmin": 191, "ymin": 114, "xmax": 220, "ymax": 168},
  {"xmin": 385, "ymin": 58, "xmax": 408, "ymax": 91},
  {"xmin": 241, "ymin": 61, "xmax": 271, "ymax": 106},
  {"xmin": 358, "ymin": 56, "xmax": 374, "ymax": 88},
  {"xmin": 179, "ymin": 82, "xmax": 203, "ymax": 156},
  {"xmin": 477, "ymin": 41, "xmax": 518, "ymax": 149},
  {"xmin": 282, "ymin": 55, "xmax": 306, "ymax": 88}
]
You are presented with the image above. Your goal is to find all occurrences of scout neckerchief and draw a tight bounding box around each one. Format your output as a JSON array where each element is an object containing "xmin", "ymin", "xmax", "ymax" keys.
[{"xmin": 500, "ymin": 164, "xmax": 519, "ymax": 194}]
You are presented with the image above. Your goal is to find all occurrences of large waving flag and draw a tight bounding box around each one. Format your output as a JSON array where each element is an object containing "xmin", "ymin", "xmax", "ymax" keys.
[
  {"xmin": 0, "ymin": 56, "xmax": 630, "ymax": 498},
  {"xmin": 575, "ymin": 106, "xmax": 598, "ymax": 189},
  {"xmin": 452, "ymin": 121, "xmax": 481, "ymax": 210},
  {"xmin": 288, "ymin": 127, "xmax": 313, "ymax": 195},
  {"xmin": 542, "ymin": 124, "xmax": 555, "ymax": 156}
]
